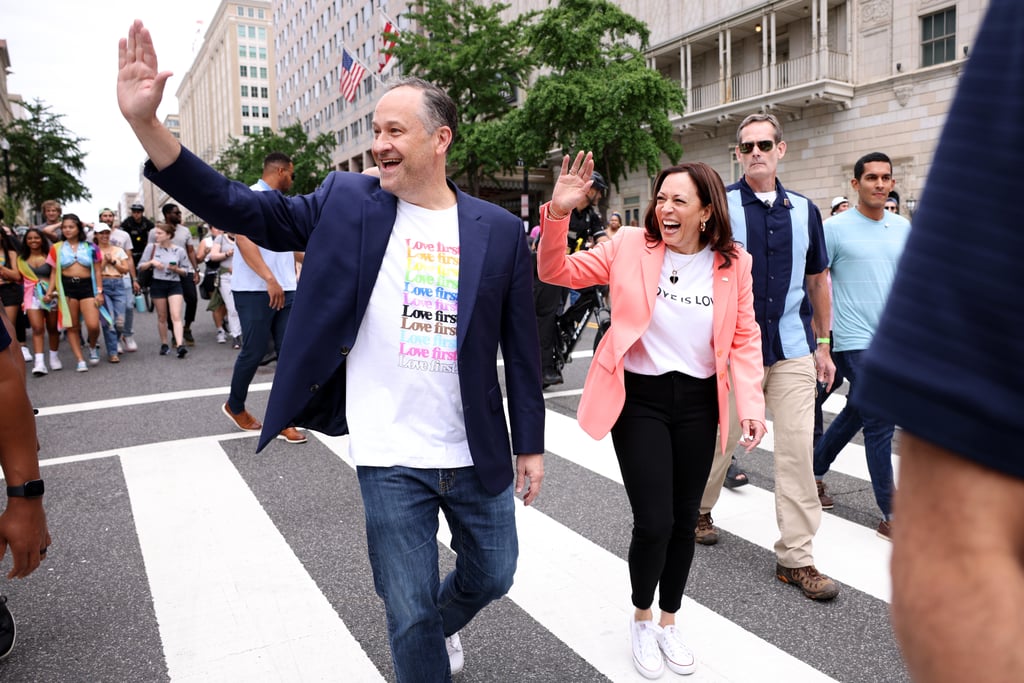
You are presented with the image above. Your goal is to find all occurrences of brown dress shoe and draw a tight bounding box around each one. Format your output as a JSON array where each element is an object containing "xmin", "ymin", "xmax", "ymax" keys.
[
  {"xmin": 222, "ymin": 403, "xmax": 262, "ymax": 432},
  {"xmin": 776, "ymin": 564, "xmax": 840, "ymax": 600},
  {"xmin": 278, "ymin": 427, "xmax": 308, "ymax": 444}
]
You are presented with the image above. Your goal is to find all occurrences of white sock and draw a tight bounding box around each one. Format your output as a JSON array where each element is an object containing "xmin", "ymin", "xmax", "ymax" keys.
[
  {"xmin": 49, "ymin": 350, "xmax": 59, "ymax": 361},
  {"xmin": 34, "ymin": 353, "xmax": 44, "ymax": 364}
]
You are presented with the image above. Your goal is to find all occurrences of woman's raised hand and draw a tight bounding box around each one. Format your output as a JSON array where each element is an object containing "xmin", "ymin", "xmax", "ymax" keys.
[{"xmin": 550, "ymin": 152, "xmax": 595, "ymax": 218}]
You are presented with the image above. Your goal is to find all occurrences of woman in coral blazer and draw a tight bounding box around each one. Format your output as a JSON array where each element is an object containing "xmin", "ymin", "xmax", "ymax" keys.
[{"xmin": 538, "ymin": 153, "xmax": 766, "ymax": 679}]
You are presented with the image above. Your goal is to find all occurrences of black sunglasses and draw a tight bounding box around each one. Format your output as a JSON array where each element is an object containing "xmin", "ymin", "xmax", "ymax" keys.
[{"xmin": 737, "ymin": 140, "xmax": 776, "ymax": 154}]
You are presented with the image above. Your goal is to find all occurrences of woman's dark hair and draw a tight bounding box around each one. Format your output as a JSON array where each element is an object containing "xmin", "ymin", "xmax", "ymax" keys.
[
  {"xmin": 643, "ymin": 162, "xmax": 737, "ymax": 269},
  {"xmin": 60, "ymin": 214, "xmax": 88, "ymax": 242},
  {"xmin": 0, "ymin": 227, "xmax": 20, "ymax": 256},
  {"xmin": 17, "ymin": 227, "xmax": 51, "ymax": 260}
]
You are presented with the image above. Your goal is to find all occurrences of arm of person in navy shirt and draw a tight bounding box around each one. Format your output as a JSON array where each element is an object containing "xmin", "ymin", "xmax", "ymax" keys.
[
  {"xmin": 0, "ymin": 312, "xmax": 51, "ymax": 579},
  {"xmin": 805, "ymin": 270, "xmax": 835, "ymax": 389}
]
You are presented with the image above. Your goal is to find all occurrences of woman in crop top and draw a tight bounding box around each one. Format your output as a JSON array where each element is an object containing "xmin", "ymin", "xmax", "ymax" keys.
[
  {"xmin": 43, "ymin": 214, "xmax": 103, "ymax": 372},
  {"xmin": 16, "ymin": 228, "xmax": 61, "ymax": 376},
  {"xmin": 94, "ymin": 226, "xmax": 131, "ymax": 364},
  {"xmin": 0, "ymin": 229, "xmax": 25, "ymax": 362},
  {"xmin": 138, "ymin": 223, "xmax": 188, "ymax": 358}
]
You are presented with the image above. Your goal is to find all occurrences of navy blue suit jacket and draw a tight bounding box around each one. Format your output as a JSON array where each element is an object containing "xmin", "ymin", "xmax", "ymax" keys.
[{"xmin": 145, "ymin": 147, "xmax": 545, "ymax": 495}]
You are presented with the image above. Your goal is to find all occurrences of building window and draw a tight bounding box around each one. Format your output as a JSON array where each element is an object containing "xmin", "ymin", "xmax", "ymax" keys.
[
  {"xmin": 258, "ymin": 9, "xmax": 265, "ymax": 19},
  {"xmin": 248, "ymin": 26, "xmax": 256, "ymax": 39},
  {"xmin": 258, "ymin": 27, "xmax": 266, "ymax": 41},
  {"xmin": 240, "ymin": 65, "xmax": 248, "ymax": 78},
  {"xmin": 242, "ymin": 105, "xmax": 250, "ymax": 117},
  {"xmin": 237, "ymin": 25, "xmax": 246, "ymax": 38},
  {"xmin": 922, "ymin": 8, "xmax": 956, "ymax": 67},
  {"xmin": 237, "ymin": 6, "xmax": 244, "ymax": 16},
  {"xmin": 248, "ymin": 7, "xmax": 255, "ymax": 18},
  {"xmin": 261, "ymin": 87, "xmax": 269, "ymax": 99},
  {"xmin": 249, "ymin": 47, "xmax": 257, "ymax": 59},
  {"xmin": 260, "ymin": 67, "xmax": 268, "ymax": 79},
  {"xmin": 262, "ymin": 107, "xmax": 270, "ymax": 118},
  {"xmin": 241, "ymin": 85, "xmax": 249, "ymax": 97},
  {"xmin": 239, "ymin": 46, "xmax": 247, "ymax": 58},
  {"xmin": 243, "ymin": 125, "xmax": 251, "ymax": 135},
  {"xmin": 259, "ymin": 47, "xmax": 267, "ymax": 60}
]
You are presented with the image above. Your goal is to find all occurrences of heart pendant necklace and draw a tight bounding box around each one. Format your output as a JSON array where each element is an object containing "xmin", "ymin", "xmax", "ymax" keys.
[{"xmin": 667, "ymin": 248, "xmax": 698, "ymax": 285}]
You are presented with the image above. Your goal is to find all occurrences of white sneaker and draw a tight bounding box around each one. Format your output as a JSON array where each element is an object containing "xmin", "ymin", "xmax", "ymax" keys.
[
  {"xmin": 124, "ymin": 337, "xmax": 138, "ymax": 352},
  {"xmin": 630, "ymin": 619, "xmax": 665, "ymax": 679},
  {"xmin": 445, "ymin": 632, "xmax": 464, "ymax": 675},
  {"xmin": 32, "ymin": 359, "xmax": 48, "ymax": 377},
  {"xmin": 21, "ymin": 346, "xmax": 32, "ymax": 362},
  {"xmin": 216, "ymin": 329, "xmax": 227, "ymax": 344},
  {"xmin": 657, "ymin": 624, "xmax": 696, "ymax": 675},
  {"xmin": 117, "ymin": 341, "xmax": 124, "ymax": 354},
  {"xmin": 88, "ymin": 346, "xmax": 100, "ymax": 366},
  {"xmin": 49, "ymin": 352, "xmax": 62, "ymax": 371},
  {"xmin": 76, "ymin": 360, "xmax": 88, "ymax": 372}
]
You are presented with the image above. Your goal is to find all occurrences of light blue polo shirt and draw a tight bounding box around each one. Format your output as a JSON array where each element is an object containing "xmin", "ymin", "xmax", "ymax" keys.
[{"xmin": 824, "ymin": 207, "xmax": 910, "ymax": 352}]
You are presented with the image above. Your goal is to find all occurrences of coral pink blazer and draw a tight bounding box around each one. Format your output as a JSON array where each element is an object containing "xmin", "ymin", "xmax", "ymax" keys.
[{"xmin": 537, "ymin": 206, "xmax": 765, "ymax": 451}]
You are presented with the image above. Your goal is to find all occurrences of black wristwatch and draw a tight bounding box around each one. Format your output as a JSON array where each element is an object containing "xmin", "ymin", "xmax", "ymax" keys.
[{"xmin": 7, "ymin": 479, "xmax": 44, "ymax": 498}]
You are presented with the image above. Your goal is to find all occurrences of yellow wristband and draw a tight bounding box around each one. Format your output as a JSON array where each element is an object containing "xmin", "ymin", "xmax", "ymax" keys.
[{"xmin": 816, "ymin": 337, "xmax": 830, "ymax": 345}]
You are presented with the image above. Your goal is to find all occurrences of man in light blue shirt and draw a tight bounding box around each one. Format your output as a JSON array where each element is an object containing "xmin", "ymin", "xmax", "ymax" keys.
[{"xmin": 813, "ymin": 152, "xmax": 910, "ymax": 539}]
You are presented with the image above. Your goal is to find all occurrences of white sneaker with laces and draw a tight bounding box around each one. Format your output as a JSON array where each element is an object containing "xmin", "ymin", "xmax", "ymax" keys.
[
  {"xmin": 32, "ymin": 359, "xmax": 47, "ymax": 377},
  {"xmin": 216, "ymin": 329, "xmax": 227, "ymax": 344},
  {"xmin": 630, "ymin": 619, "xmax": 665, "ymax": 679},
  {"xmin": 21, "ymin": 346, "xmax": 31, "ymax": 362},
  {"xmin": 88, "ymin": 346, "xmax": 100, "ymax": 366},
  {"xmin": 124, "ymin": 337, "xmax": 138, "ymax": 352},
  {"xmin": 445, "ymin": 632, "xmax": 464, "ymax": 675},
  {"xmin": 657, "ymin": 624, "xmax": 696, "ymax": 675},
  {"xmin": 49, "ymin": 352, "xmax": 62, "ymax": 371},
  {"xmin": 76, "ymin": 360, "xmax": 88, "ymax": 372}
]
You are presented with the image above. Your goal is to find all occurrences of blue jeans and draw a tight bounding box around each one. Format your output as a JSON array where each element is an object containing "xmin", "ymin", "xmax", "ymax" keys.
[
  {"xmin": 100, "ymin": 277, "xmax": 127, "ymax": 356},
  {"xmin": 357, "ymin": 466, "xmax": 517, "ymax": 683},
  {"xmin": 123, "ymin": 275, "xmax": 136, "ymax": 338},
  {"xmin": 813, "ymin": 349, "xmax": 896, "ymax": 518},
  {"xmin": 228, "ymin": 290, "xmax": 293, "ymax": 413}
]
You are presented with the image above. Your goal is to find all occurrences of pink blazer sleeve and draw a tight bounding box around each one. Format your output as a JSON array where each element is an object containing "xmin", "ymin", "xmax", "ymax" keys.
[
  {"xmin": 536, "ymin": 202, "xmax": 614, "ymax": 288},
  {"xmin": 730, "ymin": 250, "xmax": 766, "ymax": 426}
]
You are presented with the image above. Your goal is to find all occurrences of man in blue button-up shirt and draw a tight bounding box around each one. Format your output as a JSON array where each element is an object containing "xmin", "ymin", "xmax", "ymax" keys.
[{"xmin": 696, "ymin": 113, "xmax": 838, "ymax": 600}]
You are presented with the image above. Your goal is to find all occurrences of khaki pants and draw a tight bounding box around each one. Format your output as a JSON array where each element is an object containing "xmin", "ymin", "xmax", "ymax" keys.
[{"xmin": 700, "ymin": 355, "xmax": 821, "ymax": 567}]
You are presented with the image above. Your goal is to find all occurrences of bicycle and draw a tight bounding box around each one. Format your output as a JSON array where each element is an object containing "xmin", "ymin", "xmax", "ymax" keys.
[{"xmin": 551, "ymin": 285, "xmax": 611, "ymax": 377}]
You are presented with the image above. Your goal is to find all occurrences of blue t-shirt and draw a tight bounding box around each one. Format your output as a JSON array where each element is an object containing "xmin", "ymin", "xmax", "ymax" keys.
[
  {"xmin": 824, "ymin": 207, "xmax": 910, "ymax": 352},
  {"xmin": 854, "ymin": 0, "xmax": 1024, "ymax": 479}
]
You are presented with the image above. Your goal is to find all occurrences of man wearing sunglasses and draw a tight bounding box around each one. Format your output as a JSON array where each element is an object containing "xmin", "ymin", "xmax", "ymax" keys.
[{"xmin": 695, "ymin": 113, "xmax": 838, "ymax": 601}]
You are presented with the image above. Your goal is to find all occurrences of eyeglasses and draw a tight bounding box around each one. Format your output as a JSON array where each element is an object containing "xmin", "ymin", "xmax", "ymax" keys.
[{"xmin": 737, "ymin": 140, "xmax": 776, "ymax": 154}]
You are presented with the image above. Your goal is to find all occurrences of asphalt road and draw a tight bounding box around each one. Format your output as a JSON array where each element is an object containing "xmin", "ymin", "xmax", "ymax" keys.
[{"xmin": 3, "ymin": 309, "xmax": 908, "ymax": 682}]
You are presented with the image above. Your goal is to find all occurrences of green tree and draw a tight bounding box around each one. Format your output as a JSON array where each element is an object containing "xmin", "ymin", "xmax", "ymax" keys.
[
  {"xmin": 212, "ymin": 123, "xmax": 336, "ymax": 195},
  {"xmin": 387, "ymin": 0, "xmax": 537, "ymax": 195},
  {"xmin": 513, "ymin": 0, "xmax": 685, "ymax": 194},
  {"xmin": 0, "ymin": 100, "xmax": 90, "ymax": 216}
]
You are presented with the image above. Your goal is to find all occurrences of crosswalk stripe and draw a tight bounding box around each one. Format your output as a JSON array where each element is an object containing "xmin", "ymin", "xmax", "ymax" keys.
[
  {"xmin": 313, "ymin": 432, "xmax": 836, "ymax": 682},
  {"xmin": 542, "ymin": 409, "xmax": 893, "ymax": 603},
  {"xmin": 120, "ymin": 440, "xmax": 383, "ymax": 682}
]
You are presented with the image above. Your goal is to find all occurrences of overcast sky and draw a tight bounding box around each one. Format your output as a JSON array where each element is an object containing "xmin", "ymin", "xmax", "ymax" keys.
[{"xmin": 4, "ymin": 1, "xmax": 221, "ymax": 222}]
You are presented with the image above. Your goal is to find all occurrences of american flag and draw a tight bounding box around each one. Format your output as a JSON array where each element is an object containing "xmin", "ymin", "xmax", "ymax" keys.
[
  {"xmin": 339, "ymin": 49, "xmax": 366, "ymax": 103},
  {"xmin": 378, "ymin": 20, "xmax": 399, "ymax": 73}
]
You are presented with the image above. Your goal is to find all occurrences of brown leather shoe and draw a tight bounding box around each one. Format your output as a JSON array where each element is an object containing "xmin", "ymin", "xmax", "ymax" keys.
[
  {"xmin": 817, "ymin": 480, "xmax": 835, "ymax": 509},
  {"xmin": 222, "ymin": 403, "xmax": 262, "ymax": 432},
  {"xmin": 876, "ymin": 519, "xmax": 892, "ymax": 541},
  {"xmin": 776, "ymin": 564, "xmax": 840, "ymax": 600},
  {"xmin": 278, "ymin": 427, "xmax": 307, "ymax": 444},
  {"xmin": 695, "ymin": 513, "xmax": 719, "ymax": 545}
]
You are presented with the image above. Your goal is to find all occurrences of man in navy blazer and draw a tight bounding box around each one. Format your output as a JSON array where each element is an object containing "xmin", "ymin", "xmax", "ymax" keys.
[{"xmin": 117, "ymin": 21, "xmax": 545, "ymax": 681}]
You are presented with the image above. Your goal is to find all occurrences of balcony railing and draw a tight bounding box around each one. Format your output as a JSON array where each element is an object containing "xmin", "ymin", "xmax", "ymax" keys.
[{"xmin": 688, "ymin": 51, "xmax": 850, "ymax": 113}]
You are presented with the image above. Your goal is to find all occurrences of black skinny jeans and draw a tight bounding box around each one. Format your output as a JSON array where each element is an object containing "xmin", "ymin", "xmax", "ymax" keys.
[{"xmin": 611, "ymin": 370, "xmax": 719, "ymax": 614}]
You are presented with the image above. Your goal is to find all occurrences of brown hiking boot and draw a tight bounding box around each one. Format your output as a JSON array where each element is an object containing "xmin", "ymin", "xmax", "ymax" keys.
[
  {"xmin": 816, "ymin": 480, "xmax": 834, "ymax": 509},
  {"xmin": 695, "ymin": 513, "xmax": 719, "ymax": 545},
  {"xmin": 776, "ymin": 564, "xmax": 840, "ymax": 600}
]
